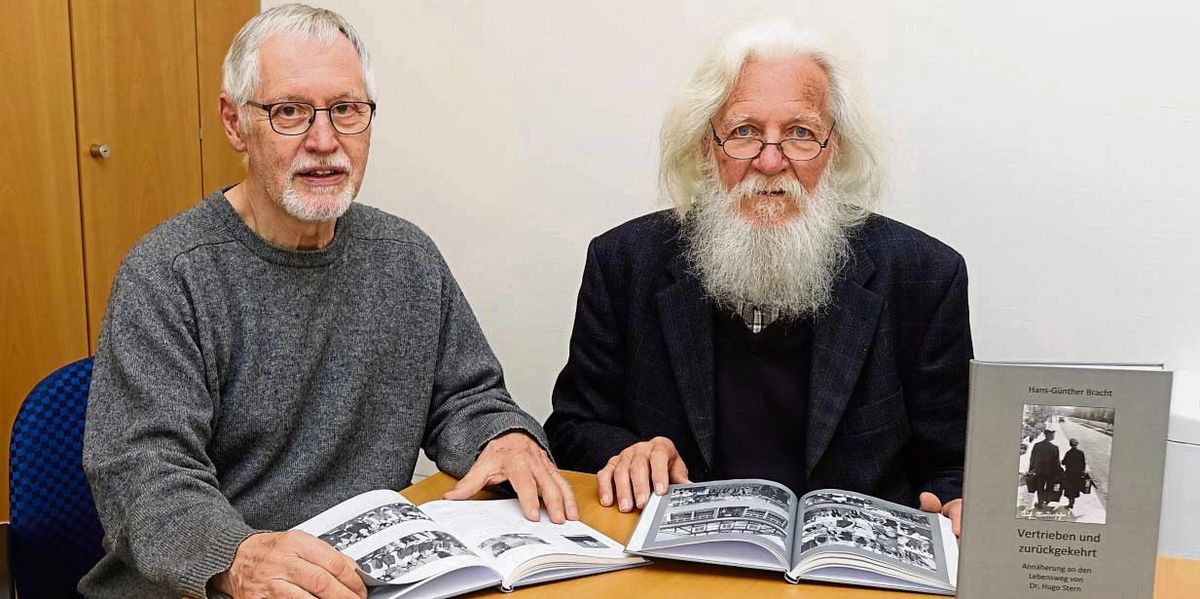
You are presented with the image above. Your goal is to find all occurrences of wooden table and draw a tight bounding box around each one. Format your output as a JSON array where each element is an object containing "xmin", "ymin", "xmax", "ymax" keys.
[{"xmin": 401, "ymin": 471, "xmax": 1198, "ymax": 598}]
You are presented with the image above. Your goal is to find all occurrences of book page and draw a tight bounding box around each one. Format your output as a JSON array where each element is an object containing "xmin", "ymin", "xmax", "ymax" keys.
[
  {"xmin": 293, "ymin": 489, "xmax": 494, "ymax": 587},
  {"xmin": 420, "ymin": 499, "xmax": 637, "ymax": 583},
  {"xmin": 632, "ymin": 479, "xmax": 796, "ymax": 565},
  {"xmin": 791, "ymin": 489, "xmax": 953, "ymax": 589}
]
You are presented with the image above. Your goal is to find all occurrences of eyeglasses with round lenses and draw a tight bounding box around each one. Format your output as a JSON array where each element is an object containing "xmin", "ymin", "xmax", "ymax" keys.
[
  {"xmin": 248, "ymin": 100, "xmax": 377, "ymax": 136},
  {"xmin": 710, "ymin": 120, "xmax": 836, "ymax": 162}
]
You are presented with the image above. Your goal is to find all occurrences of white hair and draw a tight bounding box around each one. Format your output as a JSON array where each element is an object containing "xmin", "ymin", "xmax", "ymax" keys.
[
  {"xmin": 659, "ymin": 19, "xmax": 885, "ymax": 221},
  {"xmin": 221, "ymin": 3, "xmax": 377, "ymax": 106}
]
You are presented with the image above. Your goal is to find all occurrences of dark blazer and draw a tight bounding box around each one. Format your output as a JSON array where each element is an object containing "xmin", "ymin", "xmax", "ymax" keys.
[{"xmin": 545, "ymin": 210, "xmax": 973, "ymax": 505}]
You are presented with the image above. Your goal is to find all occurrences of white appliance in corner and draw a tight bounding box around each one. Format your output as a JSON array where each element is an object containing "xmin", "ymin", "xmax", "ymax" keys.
[{"xmin": 1159, "ymin": 370, "xmax": 1200, "ymax": 559}]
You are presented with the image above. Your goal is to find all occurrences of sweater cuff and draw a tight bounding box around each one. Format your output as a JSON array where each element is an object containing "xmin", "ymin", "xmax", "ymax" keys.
[
  {"xmin": 179, "ymin": 524, "xmax": 260, "ymax": 598},
  {"xmin": 437, "ymin": 412, "xmax": 550, "ymax": 478}
]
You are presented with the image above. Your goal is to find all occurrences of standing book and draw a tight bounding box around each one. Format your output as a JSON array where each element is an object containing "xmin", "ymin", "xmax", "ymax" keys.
[
  {"xmin": 294, "ymin": 489, "xmax": 647, "ymax": 598},
  {"xmin": 958, "ymin": 361, "xmax": 1172, "ymax": 599},
  {"xmin": 624, "ymin": 478, "xmax": 958, "ymax": 594}
]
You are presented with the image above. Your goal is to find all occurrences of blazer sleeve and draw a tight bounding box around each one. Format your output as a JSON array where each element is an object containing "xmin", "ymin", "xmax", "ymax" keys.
[
  {"xmin": 545, "ymin": 239, "xmax": 641, "ymax": 472},
  {"xmin": 906, "ymin": 255, "xmax": 973, "ymax": 502}
]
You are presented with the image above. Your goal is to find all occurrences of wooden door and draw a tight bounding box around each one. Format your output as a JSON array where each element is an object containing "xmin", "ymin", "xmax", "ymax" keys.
[
  {"xmin": 1, "ymin": 3, "xmax": 91, "ymax": 518},
  {"xmin": 0, "ymin": 0, "xmax": 256, "ymax": 518},
  {"xmin": 71, "ymin": 0, "xmax": 206, "ymax": 349},
  {"xmin": 72, "ymin": 0, "xmax": 256, "ymax": 349}
]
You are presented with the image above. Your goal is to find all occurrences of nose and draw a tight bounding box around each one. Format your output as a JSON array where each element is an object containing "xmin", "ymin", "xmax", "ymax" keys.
[
  {"xmin": 751, "ymin": 142, "xmax": 788, "ymax": 176},
  {"xmin": 303, "ymin": 113, "xmax": 340, "ymax": 154}
]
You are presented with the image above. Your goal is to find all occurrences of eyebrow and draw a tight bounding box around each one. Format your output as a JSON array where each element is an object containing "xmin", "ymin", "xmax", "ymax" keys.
[
  {"xmin": 264, "ymin": 91, "xmax": 367, "ymax": 104},
  {"xmin": 716, "ymin": 112, "xmax": 827, "ymax": 130}
]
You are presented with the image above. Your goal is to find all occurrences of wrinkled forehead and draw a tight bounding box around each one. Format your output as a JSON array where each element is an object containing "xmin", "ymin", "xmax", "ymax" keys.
[
  {"xmin": 256, "ymin": 31, "xmax": 366, "ymax": 100},
  {"xmin": 717, "ymin": 54, "xmax": 832, "ymax": 124}
]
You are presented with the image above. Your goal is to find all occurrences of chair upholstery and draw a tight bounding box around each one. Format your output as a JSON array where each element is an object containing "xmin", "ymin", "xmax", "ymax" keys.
[{"xmin": 9, "ymin": 357, "xmax": 103, "ymax": 598}]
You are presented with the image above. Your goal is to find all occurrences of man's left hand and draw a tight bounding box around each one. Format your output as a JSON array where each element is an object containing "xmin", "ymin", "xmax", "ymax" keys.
[
  {"xmin": 443, "ymin": 431, "xmax": 579, "ymax": 523},
  {"xmin": 918, "ymin": 492, "xmax": 962, "ymax": 537}
]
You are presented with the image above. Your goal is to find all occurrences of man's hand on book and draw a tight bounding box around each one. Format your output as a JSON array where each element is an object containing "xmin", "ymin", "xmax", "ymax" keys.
[
  {"xmin": 443, "ymin": 431, "xmax": 580, "ymax": 524},
  {"xmin": 210, "ymin": 530, "xmax": 367, "ymax": 599},
  {"xmin": 597, "ymin": 436, "xmax": 691, "ymax": 512},
  {"xmin": 919, "ymin": 492, "xmax": 962, "ymax": 537}
]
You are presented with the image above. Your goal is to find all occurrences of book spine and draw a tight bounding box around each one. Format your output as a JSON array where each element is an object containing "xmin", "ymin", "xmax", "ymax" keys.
[{"xmin": 956, "ymin": 360, "xmax": 983, "ymax": 597}]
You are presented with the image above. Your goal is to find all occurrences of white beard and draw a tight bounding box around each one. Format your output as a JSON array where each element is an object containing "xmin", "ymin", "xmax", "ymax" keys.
[
  {"xmin": 683, "ymin": 170, "xmax": 854, "ymax": 321},
  {"xmin": 280, "ymin": 154, "xmax": 356, "ymax": 222}
]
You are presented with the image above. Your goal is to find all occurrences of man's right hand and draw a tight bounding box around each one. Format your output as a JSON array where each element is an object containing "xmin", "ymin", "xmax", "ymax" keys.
[
  {"xmin": 211, "ymin": 531, "xmax": 367, "ymax": 599},
  {"xmin": 597, "ymin": 436, "xmax": 690, "ymax": 512}
]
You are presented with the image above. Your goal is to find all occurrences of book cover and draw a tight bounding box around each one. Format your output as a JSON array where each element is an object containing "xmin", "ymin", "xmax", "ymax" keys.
[{"xmin": 958, "ymin": 361, "xmax": 1172, "ymax": 598}]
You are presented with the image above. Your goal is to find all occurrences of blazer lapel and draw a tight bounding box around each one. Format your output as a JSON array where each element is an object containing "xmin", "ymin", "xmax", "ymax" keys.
[
  {"xmin": 657, "ymin": 255, "xmax": 716, "ymax": 468},
  {"xmin": 807, "ymin": 251, "xmax": 883, "ymax": 476}
]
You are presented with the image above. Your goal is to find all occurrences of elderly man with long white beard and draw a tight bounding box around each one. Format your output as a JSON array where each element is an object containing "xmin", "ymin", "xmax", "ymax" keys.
[{"xmin": 545, "ymin": 19, "xmax": 972, "ymax": 535}]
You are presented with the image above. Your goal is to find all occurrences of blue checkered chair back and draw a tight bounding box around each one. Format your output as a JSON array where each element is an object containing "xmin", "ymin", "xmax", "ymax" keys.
[{"xmin": 9, "ymin": 357, "xmax": 103, "ymax": 598}]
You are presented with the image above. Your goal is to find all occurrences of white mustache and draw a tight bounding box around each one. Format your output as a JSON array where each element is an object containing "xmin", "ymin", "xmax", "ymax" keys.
[
  {"xmin": 730, "ymin": 174, "xmax": 807, "ymax": 200},
  {"xmin": 289, "ymin": 155, "xmax": 352, "ymax": 177}
]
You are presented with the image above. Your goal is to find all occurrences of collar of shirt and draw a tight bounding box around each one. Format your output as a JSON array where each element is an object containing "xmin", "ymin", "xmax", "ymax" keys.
[{"xmin": 734, "ymin": 302, "xmax": 781, "ymax": 334}]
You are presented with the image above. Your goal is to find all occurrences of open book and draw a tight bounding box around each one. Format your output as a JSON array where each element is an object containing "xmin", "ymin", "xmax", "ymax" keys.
[
  {"xmin": 294, "ymin": 490, "xmax": 647, "ymax": 599},
  {"xmin": 625, "ymin": 479, "xmax": 958, "ymax": 595}
]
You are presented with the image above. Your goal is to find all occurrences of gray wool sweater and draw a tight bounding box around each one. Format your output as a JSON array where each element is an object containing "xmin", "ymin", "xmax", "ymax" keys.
[{"xmin": 80, "ymin": 192, "xmax": 547, "ymax": 598}]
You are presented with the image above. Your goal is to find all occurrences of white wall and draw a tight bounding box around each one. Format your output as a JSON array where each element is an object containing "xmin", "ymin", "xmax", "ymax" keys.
[{"xmin": 264, "ymin": 1, "xmax": 1200, "ymax": 442}]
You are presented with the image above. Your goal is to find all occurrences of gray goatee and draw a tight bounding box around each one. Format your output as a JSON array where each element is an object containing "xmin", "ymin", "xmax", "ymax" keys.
[{"xmin": 683, "ymin": 170, "xmax": 855, "ymax": 321}]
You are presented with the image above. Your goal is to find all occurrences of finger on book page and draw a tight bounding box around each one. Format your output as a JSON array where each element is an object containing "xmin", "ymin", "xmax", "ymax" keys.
[
  {"xmin": 631, "ymin": 453, "xmax": 654, "ymax": 509},
  {"xmin": 597, "ymin": 458, "xmax": 617, "ymax": 507},
  {"xmin": 532, "ymin": 461, "xmax": 568, "ymax": 523},
  {"xmin": 613, "ymin": 454, "xmax": 637, "ymax": 512}
]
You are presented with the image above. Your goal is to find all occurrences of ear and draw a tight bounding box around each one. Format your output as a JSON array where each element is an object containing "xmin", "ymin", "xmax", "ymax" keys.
[{"xmin": 220, "ymin": 93, "xmax": 249, "ymax": 152}]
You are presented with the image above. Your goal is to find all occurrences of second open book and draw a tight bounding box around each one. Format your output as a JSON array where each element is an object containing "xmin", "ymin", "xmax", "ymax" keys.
[
  {"xmin": 625, "ymin": 479, "xmax": 958, "ymax": 595},
  {"xmin": 294, "ymin": 489, "xmax": 646, "ymax": 599}
]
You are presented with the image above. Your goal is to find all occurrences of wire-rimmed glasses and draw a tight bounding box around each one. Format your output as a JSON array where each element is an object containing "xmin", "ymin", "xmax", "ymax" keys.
[{"xmin": 710, "ymin": 120, "xmax": 836, "ymax": 161}]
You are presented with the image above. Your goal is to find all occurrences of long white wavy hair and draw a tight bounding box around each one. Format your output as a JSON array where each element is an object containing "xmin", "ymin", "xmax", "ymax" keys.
[{"xmin": 658, "ymin": 19, "xmax": 886, "ymax": 223}]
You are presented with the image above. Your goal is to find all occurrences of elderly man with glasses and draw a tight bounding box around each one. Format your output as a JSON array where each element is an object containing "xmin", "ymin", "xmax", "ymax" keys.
[
  {"xmin": 545, "ymin": 20, "xmax": 972, "ymax": 536},
  {"xmin": 81, "ymin": 5, "xmax": 574, "ymax": 599}
]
